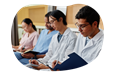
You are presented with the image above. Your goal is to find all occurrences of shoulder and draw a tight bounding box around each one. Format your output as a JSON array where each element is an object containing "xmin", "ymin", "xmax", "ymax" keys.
[
  {"xmin": 32, "ymin": 31, "xmax": 39, "ymax": 36},
  {"xmin": 41, "ymin": 29, "xmax": 48, "ymax": 32},
  {"xmin": 22, "ymin": 33, "xmax": 27, "ymax": 37},
  {"xmin": 51, "ymin": 33, "xmax": 58, "ymax": 39},
  {"xmin": 29, "ymin": 31, "xmax": 39, "ymax": 39},
  {"xmin": 39, "ymin": 29, "xmax": 48, "ymax": 34},
  {"xmin": 67, "ymin": 28, "xmax": 77, "ymax": 38},
  {"xmin": 53, "ymin": 30, "xmax": 59, "ymax": 33}
]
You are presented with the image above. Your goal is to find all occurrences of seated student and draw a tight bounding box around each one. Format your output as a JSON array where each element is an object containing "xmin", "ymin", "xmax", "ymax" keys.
[
  {"xmin": 52, "ymin": 6, "xmax": 104, "ymax": 71},
  {"xmin": 12, "ymin": 18, "xmax": 39, "ymax": 52},
  {"xmin": 29, "ymin": 10, "xmax": 77, "ymax": 70},
  {"xmin": 14, "ymin": 12, "xmax": 58, "ymax": 65}
]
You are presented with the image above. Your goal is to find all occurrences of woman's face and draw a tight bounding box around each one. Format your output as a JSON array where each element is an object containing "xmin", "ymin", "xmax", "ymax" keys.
[
  {"xmin": 22, "ymin": 22, "xmax": 31, "ymax": 32},
  {"xmin": 49, "ymin": 16, "xmax": 61, "ymax": 31}
]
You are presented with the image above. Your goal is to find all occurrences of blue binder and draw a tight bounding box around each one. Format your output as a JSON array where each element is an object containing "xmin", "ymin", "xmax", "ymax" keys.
[{"xmin": 53, "ymin": 52, "xmax": 88, "ymax": 71}]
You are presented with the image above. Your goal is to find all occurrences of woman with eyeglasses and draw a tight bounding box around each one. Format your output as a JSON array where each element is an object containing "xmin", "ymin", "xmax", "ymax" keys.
[{"xmin": 29, "ymin": 10, "xmax": 77, "ymax": 71}]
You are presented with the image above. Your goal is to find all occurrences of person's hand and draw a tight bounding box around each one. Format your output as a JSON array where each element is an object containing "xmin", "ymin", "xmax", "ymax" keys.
[
  {"xmin": 52, "ymin": 60, "xmax": 62, "ymax": 68},
  {"xmin": 20, "ymin": 47, "xmax": 26, "ymax": 52},
  {"xmin": 29, "ymin": 59, "xmax": 39, "ymax": 65},
  {"xmin": 22, "ymin": 53, "xmax": 35, "ymax": 59},
  {"xmin": 52, "ymin": 60, "xmax": 61, "ymax": 72},
  {"xmin": 29, "ymin": 59, "xmax": 41, "ymax": 70}
]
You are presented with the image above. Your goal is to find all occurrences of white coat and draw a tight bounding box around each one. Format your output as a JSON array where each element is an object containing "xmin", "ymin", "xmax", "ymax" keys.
[
  {"xmin": 73, "ymin": 29, "xmax": 104, "ymax": 63},
  {"xmin": 39, "ymin": 28, "xmax": 77, "ymax": 67}
]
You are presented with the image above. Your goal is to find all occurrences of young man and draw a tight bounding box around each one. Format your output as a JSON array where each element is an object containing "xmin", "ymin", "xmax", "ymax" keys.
[
  {"xmin": 29, "ymin": 10, "xmax": 77, "ymax": 70},
  {"xmin": 52, "ymin": 6, "xmax": 104, "ymax": 70},
  {"xmin": 14, "ymin": 11, "xmax": 58, "ymax": 65}
]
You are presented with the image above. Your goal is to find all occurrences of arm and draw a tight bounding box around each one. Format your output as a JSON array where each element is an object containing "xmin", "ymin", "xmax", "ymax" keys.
[
  {"xmin": 12, "ymin": 44, "xmax": 21, "ymax": 52},
  {"xmin": 36, "ymin": 54, "xmax": 45, "ymax": 59},
  {"xmin": 21, "ymin": 32, "xmax": 39, "ymax": 52},
  {"xmin": 20, "ymin": 45, "xmax": 34, "ymax": 52},
  {"xmin": 51, "ymin": 37, "xmax": 77, "ymax": 71},
  {"xmin": 40, "ymin": 36, "xmax": 54, "ymax": 63},
  {"xmin": 61, "ymin": 38, "xmax": 77, "ymax": 63},
  {"xmin": 29, "ymin": 59, "xmax": 49, "ymax": 70},
  {"xmin": 33, "ymin": 33, "xmax": 39, "ymax": 47}
]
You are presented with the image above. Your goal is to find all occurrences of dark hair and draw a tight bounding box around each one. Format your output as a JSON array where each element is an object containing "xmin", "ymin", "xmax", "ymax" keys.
[
  {"xmin": 22, "ymin": 18, "xmax": 37, "ymax": 31},
  {"xmin": 75, "ymin": 6, "xmax": 100, "ymax": 28},
  {"xmin": 50, "ymin": 10, "xmax": 67, "ymax": 26},
  {"xmin": 45, "ymin": 11, "xmax": 52, "ymax": 21}
]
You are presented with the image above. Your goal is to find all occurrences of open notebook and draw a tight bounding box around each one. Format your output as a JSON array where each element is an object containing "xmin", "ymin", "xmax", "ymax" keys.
[{"xmin": 13, "ymin": 48, "xmax": 39, "ymax": 55}]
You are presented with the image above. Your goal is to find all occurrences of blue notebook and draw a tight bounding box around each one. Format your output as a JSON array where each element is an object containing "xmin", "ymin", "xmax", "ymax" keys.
[{"xmin": 53, "ymin": 52, "xmax": 88, "ymax": 71}]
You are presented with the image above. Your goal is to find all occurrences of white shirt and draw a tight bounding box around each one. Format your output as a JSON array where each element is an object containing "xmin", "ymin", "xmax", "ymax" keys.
[
  {"xmin": 73, "ymin": 29, "xmax": 104, "ymax": 63},
  {"xmin": 39, "ymin": 28, "xmax": 77, "ymax": 67}
]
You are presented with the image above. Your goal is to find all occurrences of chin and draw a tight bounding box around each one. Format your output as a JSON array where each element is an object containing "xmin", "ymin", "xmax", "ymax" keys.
[{"xmin": 82, "ymin": 34, "xmax": 87, "ymax": 37}]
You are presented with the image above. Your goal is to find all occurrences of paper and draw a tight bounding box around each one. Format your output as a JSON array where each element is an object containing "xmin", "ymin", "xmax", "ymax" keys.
[{"xmin": 26, "ymin": 63, "xmax": 39, "ymax": 68}]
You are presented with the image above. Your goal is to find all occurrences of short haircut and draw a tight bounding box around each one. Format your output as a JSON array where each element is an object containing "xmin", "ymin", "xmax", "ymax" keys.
[
  {"xmin": 50, "ymin": 10, "xmax": 67, "ymax": 26},
  {"xmin": 75, "ymin": 6, "xmax": 100, "ymax": 28},
  {"xmin": 45, "ymin": 11, "xmax": 52, "ymax": 21}
]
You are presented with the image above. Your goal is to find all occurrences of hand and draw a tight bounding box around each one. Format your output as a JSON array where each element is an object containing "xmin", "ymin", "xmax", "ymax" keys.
[
  {"xmin": 52, "ymin": 60, "xmax": 61, "ymax": 68},
  {"xmin": 51, "ymin": 60, "xmax": 61, "ymax": 71},
  {"xmin": 20, "ymin": 47, "xmax": 26, "ymax": 52},
  {"xmin": 29, "ymin": 59, "xmax": 39, "ymax": 65},
  {"xmin": 22, "ymin": 53, "xmax": 35, "ymax": 59},
  {"xmin": 29, "ymin": 59, "xmax": 41, "ymax": 70},
  {"xmin": 12, "ymin": 45, "xmax": 17, "ymax": 49}
]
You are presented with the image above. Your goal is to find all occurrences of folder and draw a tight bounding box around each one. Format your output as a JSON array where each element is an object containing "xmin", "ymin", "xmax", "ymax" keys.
[{"xmin": 53, "ymin": 52, "xmax": 88, "ymax": 71}]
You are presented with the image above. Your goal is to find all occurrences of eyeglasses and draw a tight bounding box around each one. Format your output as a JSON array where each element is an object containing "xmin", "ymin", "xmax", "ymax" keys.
[
  {"xmin": 22, "ymin": 25, "xmax": 28, "ymax": 29},
  {"xmin": 49, "ymin": 19, "xmax": 57, "ymax": 25},
  {"xmin": 75, "ymin": 22, "xmax": 90, "ymax": 30}
]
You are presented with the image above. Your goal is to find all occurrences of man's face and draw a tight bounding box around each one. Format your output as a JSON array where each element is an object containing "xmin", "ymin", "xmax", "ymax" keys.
[
  {"xmin": 44, "ymin": 17, "xmax": 54, "ymax": 30},
  {"xmin": 76, "ymin": 19, "xmax": 96, "ymax": 38}
]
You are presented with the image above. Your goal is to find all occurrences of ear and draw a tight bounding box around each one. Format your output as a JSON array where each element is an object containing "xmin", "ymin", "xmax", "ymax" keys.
[
  {"xmin": 92, "ymin": 21, "xmax": 98, "ymax": 28},
  {"xmin": 29, "ymin": 23, "xmax": 32, "ymax": 27},
  {"xmin": 59, "ymin": 17, "xmax": 63, "ymax": 22}
]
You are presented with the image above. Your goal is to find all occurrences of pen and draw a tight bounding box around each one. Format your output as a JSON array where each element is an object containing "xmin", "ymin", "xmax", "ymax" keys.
[
  {"xmin": 22, "ymin": 45, "xmax": 25, "ymax": 50},
  {"xmin": 56, "ymin": 59, "xmax": 58, "ymax": 65},
  {"xmin": 31, "ymin": 57, "xmax": 33, "ymax": 64}
]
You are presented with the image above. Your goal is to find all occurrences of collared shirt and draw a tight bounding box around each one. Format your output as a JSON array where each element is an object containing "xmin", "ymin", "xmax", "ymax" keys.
[
  {"xmin": 33, "ymin": 29, "xmax": 58, "ymax": 53},
  {"xmin": 85, "ymin": 37, "xmax": 90, "ymax": 46},
  {"xmin": 73, "ymin": 29, "xmax": 104, "ymax": 63},
  {"xmin": 19, "ymin": 31, "xmax": 39, "ymax": 50},
  {"xmin": 57, "ymin": 33, "xmax": 63, "ymax": 42},
  {"xmin": 39, "ymin": 28, "xmax": 77, "ymax": 67}
]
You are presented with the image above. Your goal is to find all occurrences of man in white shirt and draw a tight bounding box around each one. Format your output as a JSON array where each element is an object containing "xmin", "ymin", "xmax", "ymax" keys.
[{"xmin": 52, "ymin": 5, "xmax": 104, "ymax": 70}]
